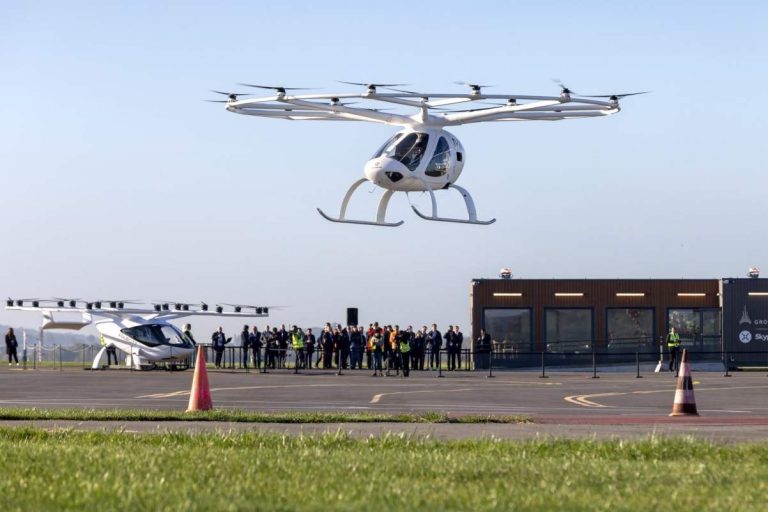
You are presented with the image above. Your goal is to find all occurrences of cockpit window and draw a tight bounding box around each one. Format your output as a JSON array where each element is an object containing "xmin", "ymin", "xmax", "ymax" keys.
[
  {"xmin": 121, "ymin": 324, "xmax": 190, "ymax": 348},
  {"xmin": 372, "ymin": 133, "xmax": 403, "ymax": 159},
  {"xmin": 426, "ymin": 137, "xmax": 450, "ymax": 177},
  {"xmin": 376, "ymin": 132, "xmax": 430, "ymax": 172}
]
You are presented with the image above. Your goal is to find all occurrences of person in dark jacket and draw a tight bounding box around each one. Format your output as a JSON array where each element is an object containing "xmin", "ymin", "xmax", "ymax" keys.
[
  {"xmin": 454, "ymin": 325, "xmax": 464, "ymax": 370},
  {"xmin": 339, "ymin": 327, "xmax": 351, "ymax": 369},
  {"xmin": 277, "ymin": 325, "xmax": 289, "ymax": 369},
  {"xmin": 249, "ymin": 326, "xmax": 262, "ymax": 369},
  {"xmin": 266, "ymin": 328, "xmax": 279, "ymax": 369},
  {"xmin": 211, "ymin": 326, "xmax": 229, "ymax": 369},
  {"xmin": 445, "ymin": 325, "xmax": 456, "ymax": 371},
  {"xmin": 349, "ymin": 326, "xmax": 363, "ymax": 369},
  {"xmin": 304, "ymin": 328, "xmax": 316, "ymax": 369},
  {"xmin": 5, "ymin": 328, "xmax": 19, "ymax": 366},
  {"xmin": 240, "ymin": 324, "xmax": 251, "ymax": 369},
  {"xmin": 410, "ymin": 326, "xmax": 425, "ymax": 371},
  {"xmin": 428, "ymin": 324, "xmax": 442, "ymax": 370},
  {"xmin": 475, "ymin": 328, "xmax": 492, "ymax": 370}
]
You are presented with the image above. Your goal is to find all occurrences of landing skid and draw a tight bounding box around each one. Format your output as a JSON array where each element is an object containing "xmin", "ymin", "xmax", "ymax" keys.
[
  {"xmin": 410, "ymin": 184, "xmax": 496, "ymax": 225},
  {"xmin": 317, "ymin": 178, "xmax": 404, "ymax": 227}
]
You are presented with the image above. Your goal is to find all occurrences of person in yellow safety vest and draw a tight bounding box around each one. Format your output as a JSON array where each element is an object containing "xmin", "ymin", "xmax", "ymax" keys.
[
  {"xmin": 291, "ymin": 326, "xmax": 305, "ymax": 369},
  {"xmin": 666, "ymin": 327, "xmax": 681, "ymax": 375},
  {"xmin": 397, "ymin": 329, "xmax": 412, "ymax": 378}
]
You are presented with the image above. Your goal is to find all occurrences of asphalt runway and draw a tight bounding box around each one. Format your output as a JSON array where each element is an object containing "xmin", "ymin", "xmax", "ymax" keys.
[{"xmin": 2, "ymin": 367, "xmax": 768, "ymax": 440}]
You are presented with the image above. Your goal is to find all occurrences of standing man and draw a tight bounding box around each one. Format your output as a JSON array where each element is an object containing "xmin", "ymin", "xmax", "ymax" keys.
[
  {"xmin": 211, "ymin": 326, "xmax": 229, "ymax": 369},
  {"xmin": 454, "ymin": 325, "xmax": 464, "ymax": 370},
  {"xmin": 398, "ymin": 328, "xmax": 412, "ymax": 378},
  {"xmin": 249, "ymin": 326, "xmax": 262, "ymax": 370},
  {"xmin": 321, "ymin": 325, "xmax": 334, "ymax": 369},
  {"xmin": 182, "ymin": 324, "xmax": 196, "ymax": 345},
  {"xmin": 370, "ymin": 330, "xmax": 384, "ymax": 377},
  {"xmin": 428, "ymin": 324, "xmax": 442, "ymax": 370},
  {"xmin": 412, "ymin": 326, "xmax": 426, "ymax": 371},
  {"xmin": 5, "ymin": 328, "xmax": 19, "ymax": 366},
  {"xmin": 277, "ymin": 325, "xmax": 289, "ymax": 369},
  {"xmin": 240, "ymin": 325, "xmax": 251, "ymax": 369},
  {"xmin": 445, "ymin": 325, "xmax": 456, "ymax": 371},
  {"xmin": 304, "ymin": 328, "xmax": 316, "ymax": 369},
  {"xmin": 349, "ymin": 326, "xmax": 363, "ymax": 370},
  {"xmin": 339, "ymin": 326, "xmax": 351, "ymax": 369},
  {"xmin": 666, "ymin": 326, "xmax": 681, "ymax": 375},
  {"xmin": 475, "ymin": 328, "xmax": 492, "ymax": 370},
  {"xmin": 291, "ymin": 325, "xmax": 305, "ymax": 369}
]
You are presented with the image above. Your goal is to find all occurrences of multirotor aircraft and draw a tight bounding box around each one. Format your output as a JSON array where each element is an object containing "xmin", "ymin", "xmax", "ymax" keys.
[
  {"xmin": 5, "ymin": 298, "xmax": 269, "ymax": 370},
  {"xmin": 211, "ymin": 81, "xmax": 645, "ymax": 226}
]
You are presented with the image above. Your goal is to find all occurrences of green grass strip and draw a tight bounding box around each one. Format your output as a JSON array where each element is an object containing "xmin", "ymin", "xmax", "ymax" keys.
[
  {"xmin": 1, "ymin": 429, "xmax": 767, "ymax": 511},
  {"xmin": 0, "ymin": 407, "xmax": 530, "ymax": 424}
]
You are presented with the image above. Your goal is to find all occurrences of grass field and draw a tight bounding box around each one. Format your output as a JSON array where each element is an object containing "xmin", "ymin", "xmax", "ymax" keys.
[
  {"xmin": 0, "ymin": 407, "xmax": 529, "ymax": 424},
  {"xmin": 1, "ymin": 429, "xmax": 766, "ymax": 511}
]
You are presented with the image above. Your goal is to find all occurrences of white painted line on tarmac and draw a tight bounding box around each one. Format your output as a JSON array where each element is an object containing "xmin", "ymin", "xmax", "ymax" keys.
[{"xmin": 370, "ymin": 388, "xmax": 476, "ymax": 404}]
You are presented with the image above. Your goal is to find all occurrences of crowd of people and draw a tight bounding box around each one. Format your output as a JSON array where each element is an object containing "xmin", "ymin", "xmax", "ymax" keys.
[{"xmin": 196, "ymin": 323, "xmax": 494, "ymax": 375}]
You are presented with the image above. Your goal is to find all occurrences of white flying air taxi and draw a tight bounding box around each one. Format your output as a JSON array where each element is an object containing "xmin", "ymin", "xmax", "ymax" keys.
[
  {"xmin": 5, "ymin": 298, "xmax": 269, "ymax": 370},
  {"xmin": 211, "ymin": 81, "xmax": 645, "ymax": 226}
]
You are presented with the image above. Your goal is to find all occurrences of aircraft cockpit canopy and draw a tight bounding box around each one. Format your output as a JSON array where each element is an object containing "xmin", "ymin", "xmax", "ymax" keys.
[
  {"xmin": 121, "ymin": 324, "xmax": 193, "ymax": 348},
  {"xmin": 372, "ymin": 132, "xmax": 430, "ymax": 172}
]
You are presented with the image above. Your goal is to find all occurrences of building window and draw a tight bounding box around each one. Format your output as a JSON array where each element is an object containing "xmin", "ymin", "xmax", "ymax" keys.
[
  {"xmin": 606, "ymin": 308, "xmax": 654, "ymax": 352},
  {"xmin": 545, "ymin": 308, "xmax": 593, "ymax": 353},
  {"xmin": 667, "ymin": 308, "xmax": 721, "ymax": 354},
  {"xmin": 483, "ymin": 308, "xmax": 532, "ymax": 352}
]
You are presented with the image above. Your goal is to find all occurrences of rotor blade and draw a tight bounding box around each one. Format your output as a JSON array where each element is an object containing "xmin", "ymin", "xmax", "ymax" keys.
[
  {"xmin": 204, "ymin": 100, "xmax": 230, "ymax": 103},
  {"xmin": 338, "ymin": 81, "xmax": 409, "ymax": 88},
  {"xmin": 237, "ymin": 83, "xmax": 318, "ymax": 91},
  {"xmin": 210, "ymin": 90, "xmax": 251, "ymax": 96},
  {"xmin": 454, "ymin": 81, "xmax": 494, "ymax": 88},
  {"xmin": 583, "ymin": 91, "xmax": 650, "ymax": 98}
]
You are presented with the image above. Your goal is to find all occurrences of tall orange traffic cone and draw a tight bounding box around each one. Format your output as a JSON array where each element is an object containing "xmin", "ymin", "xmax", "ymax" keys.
[
  {"xmin": 187, "ymin": 346, "xmax": 213, "ymax": 412},
  {"xmin": 669, "ymin": 349, "xmax": 698, "ymax": 416}
]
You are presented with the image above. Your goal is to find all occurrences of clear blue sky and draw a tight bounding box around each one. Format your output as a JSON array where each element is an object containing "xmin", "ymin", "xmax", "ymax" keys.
[{"xmin": 2, "ymin": 1, "xmax": 767, "ymax": 336}]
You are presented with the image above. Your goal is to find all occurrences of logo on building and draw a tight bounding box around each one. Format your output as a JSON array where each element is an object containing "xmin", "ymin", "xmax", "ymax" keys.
[
  {"xmin": 739, "ymin": 330, "xmax": 752, "ymax": 344},
  {"xmin": 739, "ymin": 306, "xmax": 752, "ymax": 325}
]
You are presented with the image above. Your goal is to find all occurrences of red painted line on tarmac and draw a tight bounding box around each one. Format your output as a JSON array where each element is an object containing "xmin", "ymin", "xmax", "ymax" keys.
[{"xmin": 532, "ymin": 415, "xmax": 768, "ymax": 426}]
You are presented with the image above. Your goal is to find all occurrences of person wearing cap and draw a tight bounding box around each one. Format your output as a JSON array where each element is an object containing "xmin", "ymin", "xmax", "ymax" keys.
[{"xmin": 240, "ymin": 325, "xmax": 251, "ymax": 369}]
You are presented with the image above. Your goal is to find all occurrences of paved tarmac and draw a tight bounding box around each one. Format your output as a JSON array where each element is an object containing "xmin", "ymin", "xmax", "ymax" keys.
[{"xmin": 1, "ymin": 366, "xmax": 767, "ymax": 441}]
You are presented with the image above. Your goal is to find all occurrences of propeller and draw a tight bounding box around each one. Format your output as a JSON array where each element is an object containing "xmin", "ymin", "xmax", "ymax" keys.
[
  {"xmin": 454, "ymin": 81, "xmax": 493, "ymax": 94},
  {"xmin": 237, "ymin": 83, "xmax": 319, "ymax": 94},
  {"xmin": 583, "ymin": 91, "xmax": 650, "ymax": 100},
  {"xmin": 338, "ymin": 81, "xmax": 408, "ymax": 93},
  {"xmin": 329, "ymin": 97, "xmax": 359, "ymax": 107},
  {"xmin": 207, "ymin": 90, "xmax": 252, "ymax": 102},
  {"xmin": 552, "ymin": 79, "xmax": 575, "ymax": 95}
]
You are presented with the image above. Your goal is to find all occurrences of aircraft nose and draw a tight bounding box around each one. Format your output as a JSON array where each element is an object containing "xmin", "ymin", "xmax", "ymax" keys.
[{"xmin": 364, "ymin": 157, "xmax": 407, "ymax": 186}]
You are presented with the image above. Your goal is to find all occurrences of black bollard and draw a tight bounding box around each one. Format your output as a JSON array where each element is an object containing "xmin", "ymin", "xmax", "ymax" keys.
[
  {"xmin": 487, "ymin": 346, "xmax": 495, "ymax": 378},
  {"xmin": 636, "ymin": 352, "xmax": 643, "ymax": 378},
  {"xmin": 591, "ymin": 350, "xmax": 599, "ymax": 379},
  {"xmin": 437, "ymin": 350, "xmax": 444, "ymax": 378},
  {"xmin": 723, "ymin": 348, "xmax": 731, "ymax": 377},
  {"xmin": 539, "ymin": 350, "xmax": 548, "ymax": 379}
]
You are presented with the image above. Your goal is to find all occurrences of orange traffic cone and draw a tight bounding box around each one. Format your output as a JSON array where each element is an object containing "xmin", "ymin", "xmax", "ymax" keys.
[
  {"xmin": 187, "ymin": 346, "xmax": 213, "ymax": 412},
  {"xmin": 669, "ymin": 349, "xmax": 698, "ymax": 416}
]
